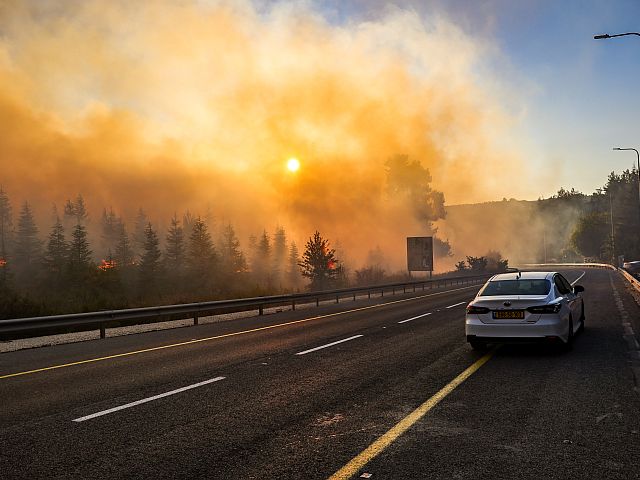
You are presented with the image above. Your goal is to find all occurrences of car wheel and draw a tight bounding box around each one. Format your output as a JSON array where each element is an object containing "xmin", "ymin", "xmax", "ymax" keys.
[
  {"xmin": 578, "ymin": 304, "xmax": 585, "ymax": 333},
  {"xmin": 562, "ymin": 317, "xmax": 574, "ymax": 351},
  {"xmin": 469, "ymin": 339, "xmax": 488, "ymax": 351}
]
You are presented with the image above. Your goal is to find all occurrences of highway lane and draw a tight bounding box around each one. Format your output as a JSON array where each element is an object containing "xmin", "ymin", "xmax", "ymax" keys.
[
  {"xmin": 1, "ymin": 268, "xmax": 639, "ymax": 479},
  {"xmin": 0, "ymin": 282, "xmax": 481, "ymax": 427}
]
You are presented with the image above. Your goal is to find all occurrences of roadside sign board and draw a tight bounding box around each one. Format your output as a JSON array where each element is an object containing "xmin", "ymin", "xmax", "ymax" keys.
[{"xmin": 407, "ymin": 236, "xmax": 433, "ymax": 272}]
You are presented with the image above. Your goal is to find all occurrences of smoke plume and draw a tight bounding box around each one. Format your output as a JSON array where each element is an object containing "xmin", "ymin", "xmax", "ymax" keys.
[{"xmin": 0, "ymin": 0, "xmax": 529, "ymax": 270}]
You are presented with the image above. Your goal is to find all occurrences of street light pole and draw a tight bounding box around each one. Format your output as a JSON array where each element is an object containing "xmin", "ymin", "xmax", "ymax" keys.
[
  {"xmin": 613, "ymin": 147, "xmax": 640, "ymax": 228},
  {"xmin": 594, "ymin": 32, "xmax": 640, "ymax": 40}
]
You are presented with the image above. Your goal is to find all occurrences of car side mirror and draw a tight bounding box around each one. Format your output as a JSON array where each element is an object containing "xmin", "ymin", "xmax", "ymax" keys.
[{"xmin": 573, "ymin": 285, "xmax": 585, "ymax": 293}]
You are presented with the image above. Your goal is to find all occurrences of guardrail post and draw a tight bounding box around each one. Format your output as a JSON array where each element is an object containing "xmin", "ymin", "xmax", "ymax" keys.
[
  {"xmin": 292, "ymin": 300, "xmax": 296, "ymax": 311},
  {"xmin": 336, "ymin": 294, "xmax": 339, "ymax": 304},
  {"xmin": 403, "ymin": 286, "xmax": 406, "ymax": 293},
  {"xmin": 259, "ymin": 305, "xmax": 264, "ymax": 315},
  {"xmin": 316, "ymin": 297, "xmax": 319, "ymax": 307},
  {"xmin": 194, "ymin": 314, "xmax": 199, "ymax": 326},
  {"xmin": 99, "ymin": 323, "xmax": 106, "ymax": 339},
  {"xmin": 353, "ymin": 293, "xmax": 356, "ymax": 301},
  {"xmin": 368, "ymin": 291, "xmax": 371, "ymax": 299},
  {"xmin": 381, "ymin": 289, "xmax": 384, "ymax": 297},
  {"xmin": 392, "ymin": 287, "xmax": 395, "ymax": 295}
]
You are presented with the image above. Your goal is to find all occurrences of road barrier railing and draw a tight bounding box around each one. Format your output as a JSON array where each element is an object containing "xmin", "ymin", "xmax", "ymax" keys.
[
  {"xmin": 0, "ymin": 273, "xmax": 493, "ymax": 340},
  {"xmin": 619, "ymin": 268, "xmax": 640, "ymax": 293}
]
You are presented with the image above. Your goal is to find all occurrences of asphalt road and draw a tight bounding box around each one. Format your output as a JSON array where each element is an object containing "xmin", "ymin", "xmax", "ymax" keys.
[{"xmin": 1, "ymin": 268, "xmax": 639, "ymax": 479}]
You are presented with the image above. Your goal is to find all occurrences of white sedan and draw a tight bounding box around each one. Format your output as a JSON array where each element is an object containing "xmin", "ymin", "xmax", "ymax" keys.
[{"xmin": 465, "ymin": 271, "xmax": 585, "ymax": 350}]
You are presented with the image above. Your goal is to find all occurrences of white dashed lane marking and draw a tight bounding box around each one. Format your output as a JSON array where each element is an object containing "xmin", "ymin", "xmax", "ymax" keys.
[
  {"xmin": 398, "ymin": 313, "xmax": 432, "ymax": 324},
  {"xmin": 295, "ymin": 335, "xmax": 364, "ymax": 356},
  {"xmin": 72, "ymin": 376, "xmax": 226, "ymax": 422},
  {"xmin": 446, "ymin": 302, "xmax": 466, "ymax": 309}
]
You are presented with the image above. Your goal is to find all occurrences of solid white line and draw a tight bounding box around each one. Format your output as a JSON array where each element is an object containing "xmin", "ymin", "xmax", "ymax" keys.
[
  {"xmin": 295, "ymin": 335, "xmax": 364, "ymax": 356},
  {"xmin": 398, "ymin": 312, "xmax": 432, "ymax": 324},
  {"xmin": 570, "ymin": 271, "xmax": 586, "ymax": 285},
  {"xmin": 72, "ymin": 376, "xmax": 226, "ymax": 422},
  {"xmin": 446, "ymin": 301, "xmax": 466, "ymax": 309}
]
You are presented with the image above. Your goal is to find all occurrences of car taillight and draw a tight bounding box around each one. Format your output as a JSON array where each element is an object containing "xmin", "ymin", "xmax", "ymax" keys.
[
  {"xmin": 466, "ymin": 305, "xmax": 490, "ymax": 314},
  {"xmin": 527, "ymin": 304, "xmax": 561, "ymax": 314}
]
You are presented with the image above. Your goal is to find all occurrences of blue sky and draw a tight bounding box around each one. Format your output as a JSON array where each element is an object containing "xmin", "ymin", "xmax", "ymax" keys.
[{"xmin": 317, "ymin": 0, "xmax": 640, "ymax": 199}]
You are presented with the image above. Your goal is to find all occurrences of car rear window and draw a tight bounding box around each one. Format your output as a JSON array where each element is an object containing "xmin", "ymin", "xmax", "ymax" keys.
[{"xmin": 479, "ymin": 279, "xmax": 551, "ymax": 296}]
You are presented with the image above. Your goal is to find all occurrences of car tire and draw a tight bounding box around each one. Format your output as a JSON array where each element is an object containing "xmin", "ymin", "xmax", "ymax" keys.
[
  {"xmin": 469, "ymin": 339, "xmax": 488, "ymax": 351},
  {"xmin": 562, "ymin": 317, "xmax": 574, "ymax": 351},
  {"xmin": 578, "ymin": 304, "xmax": 585, "ymax": 333}
]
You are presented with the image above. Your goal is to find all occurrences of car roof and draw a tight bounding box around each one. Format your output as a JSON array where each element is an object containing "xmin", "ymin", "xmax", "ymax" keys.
[{"xmin": 489, "ymin": 271, "xmax": 556, "ymax": 282}]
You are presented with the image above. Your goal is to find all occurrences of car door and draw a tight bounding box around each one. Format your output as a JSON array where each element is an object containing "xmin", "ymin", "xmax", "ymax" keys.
[{"xmin": 556, "ymin": 274, "xmax": 579, "ymax": 329}]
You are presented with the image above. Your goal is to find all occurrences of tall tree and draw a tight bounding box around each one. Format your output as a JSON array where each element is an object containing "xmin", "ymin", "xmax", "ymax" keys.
[
  {"xmin": 64, "ymin": 194, "xmax": 89, "ymax": 226},
  {"xmin": 298, "ymin": 231, "xmax": 339, "ymax": 291},
  {"xmin": 165, "ymin": 214, "xmax": 185, "ymax": 272},
  {"xmin": 43, "ymin": 215, "xmax": 68, "ymax": 280},
  {"xmin": 14, "ymin": 201, "xmax": 43, "ymax": 284},
  {"xmin": 219, "ymin": 223, "xmax": 247, "ymax": 276},
  {"xmin": 187, "ymin": 217, "xmax": 217, "ymax": 290},
  {"xmin": 68, "ymin": 223, "xmax": 93, "ymax": 281},
  {"xmin": 272, "ymin": 225, "xmax": 287, "ymax": 289},
  {"xmin": 114, "ymin": 222, "xmax": 134, "ymax": 267},
  {"xmin": 139, "ymin": 222, "xmax": 162, "ymax": 291},
  {"xmin": 385, "ymin": 154, "xmax": 450, "ymax": 256},
  {"xmin": 287, "ymin": 241, "xmax": 301, "ymax": 290}
]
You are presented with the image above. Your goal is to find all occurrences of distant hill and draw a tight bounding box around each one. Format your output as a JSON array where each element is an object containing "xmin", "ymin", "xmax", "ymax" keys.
[{"xmin": 434, "ymin": 197, "xmax": 583, "ymax": 271}]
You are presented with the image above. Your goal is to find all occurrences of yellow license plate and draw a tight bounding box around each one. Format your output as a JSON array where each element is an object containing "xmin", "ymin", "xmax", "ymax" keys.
[{"xmin": 493, "ymin": 310, "xmax": 525, "ymax": 319}]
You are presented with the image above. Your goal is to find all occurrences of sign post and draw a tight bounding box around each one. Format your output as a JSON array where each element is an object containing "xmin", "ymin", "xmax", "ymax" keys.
[{"xmin": 407, "ymin": 236, "xmax": 433, "ymax": 278}]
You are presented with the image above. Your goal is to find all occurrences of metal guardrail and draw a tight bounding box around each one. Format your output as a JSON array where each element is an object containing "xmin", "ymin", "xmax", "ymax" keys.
[
  {"xmin": 0, "ymin": 273, "xmax": 493, "ymax": 340},
  {"xmin": 620, "ymin": 268, "xmax": 640, "ymax": 293}
]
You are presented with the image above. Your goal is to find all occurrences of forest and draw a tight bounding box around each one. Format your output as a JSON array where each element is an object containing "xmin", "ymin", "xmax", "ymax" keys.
[{"xmin": 0, "ymin": 155, "xmax": 458, "ymax": 319}]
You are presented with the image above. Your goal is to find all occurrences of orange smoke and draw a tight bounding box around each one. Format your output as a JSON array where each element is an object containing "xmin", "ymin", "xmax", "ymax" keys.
[{"xmin": 0, "ymin": 1, "xmax": 530, "ymax": 270}]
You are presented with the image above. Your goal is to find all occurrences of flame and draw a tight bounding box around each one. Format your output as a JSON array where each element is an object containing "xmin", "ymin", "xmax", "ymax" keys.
[
  {"xmin": 0, "ymin": 258, "xmax": 6, "ymax": 268},
  {"xmin": 98, "ymin": 259, "xmax": 116, "ymax": 271}
]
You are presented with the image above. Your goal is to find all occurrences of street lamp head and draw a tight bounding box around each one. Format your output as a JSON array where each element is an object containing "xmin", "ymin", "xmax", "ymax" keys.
[{"xmin": 594, "ymin": 34, "xmax": 611, "ymax": 39}]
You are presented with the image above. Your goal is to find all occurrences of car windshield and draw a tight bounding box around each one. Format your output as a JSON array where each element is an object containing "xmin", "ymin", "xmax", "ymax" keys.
[{"xmin": 479, "ymin": 279, "xmax": 551, "ymax": 296}]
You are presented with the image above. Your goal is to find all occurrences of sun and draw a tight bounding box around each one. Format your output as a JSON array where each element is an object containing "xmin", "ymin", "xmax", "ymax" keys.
[{"xmin": 287, "ymin": 157, "xmax": 300, "ymax": 172}]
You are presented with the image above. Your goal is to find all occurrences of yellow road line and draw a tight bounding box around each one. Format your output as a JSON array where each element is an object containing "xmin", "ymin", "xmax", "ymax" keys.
[
  {"xmin": 0, "ymin": 285, "xmax": 479, "ymax": 380},
  {"xmin": 328, "ymin": 350, "xmax": 495, "ymax": 480}
]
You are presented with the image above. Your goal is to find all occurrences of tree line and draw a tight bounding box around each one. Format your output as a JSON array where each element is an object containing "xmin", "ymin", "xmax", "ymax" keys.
[{"xmin": 0, "ymin": 190, "xmax": 353, "ymax": 318}]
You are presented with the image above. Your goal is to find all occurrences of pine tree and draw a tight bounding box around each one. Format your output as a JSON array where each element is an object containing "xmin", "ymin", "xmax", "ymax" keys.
[
  {"xmin": 272, "ymin": 225, "xmax": 287, "ymax": 289},
  {"xmin": 187, "ymin": 217, "xmax": 217, "ymax": 289},
  {"xmin": 299, "ymin": 231, "xmax": 339, "ymax": 291},
  {"xmin": 68, "ymin": 223, "xmax": 92, "ymax": 275},
  {"xmin": 188, "ymin": 217, "xmax": 216, "ymax": 274},
  {"xmin": 139, "ymin": 222, "xmax": 162, "ymax": 291},
  {"xmin": 43, "ymin": 215, "xmax": 68, "ymax": 279},
  {"xmin": 14, "ymin": 202, "xmax": 43, "ymax": 283},
  {"xmin": 114, "ymin": 221, "xmax": 134, "ymax": 267},
  {"xmin": 165, "ymin": 214, "xmax": 185, "ymax": 271},
  {"xmin": 64, "ymin": 195, "xmax": 89, "ymax": 225},
  {"xmin": 219, "ymin": 223, "xmax": 247, "ymax": 276},
  {"xmin": 287, "ymin": 241, "xmax": 301, "ymax": 290},
  {"xmin": 74, "ymin": 194, "xmax": 88, "ymax": 225}
]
